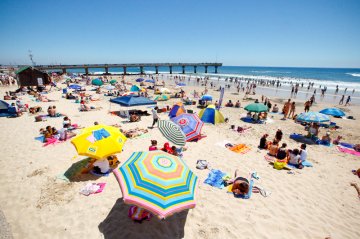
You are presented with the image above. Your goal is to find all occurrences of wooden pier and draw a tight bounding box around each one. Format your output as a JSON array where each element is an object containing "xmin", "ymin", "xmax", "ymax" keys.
[{"xmin": 34, "ymin": 63, "xmax": 222, "ymax": 75}]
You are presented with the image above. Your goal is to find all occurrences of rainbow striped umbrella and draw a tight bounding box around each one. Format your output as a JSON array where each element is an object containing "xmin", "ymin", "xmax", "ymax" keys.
[
  {"xmin": 158, "ymin": 120, "xmax": 186, "ymax": 146},
  {"xmin": 296, "ymin": 111, "xmax": 330, "ymax": 123},
  {"xmin": 171, "ymin": 113, "xmax": 204, "ymax": 142},
  {"xmin": 114, "ymin": 151, "xmax": 198, "ymax": 219}
]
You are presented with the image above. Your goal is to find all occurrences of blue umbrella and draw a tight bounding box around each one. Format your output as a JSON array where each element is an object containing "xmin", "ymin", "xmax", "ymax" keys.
[
  {"xmin": 68, "ymin": 84, "xmax": 81, "ymax": 90},
  {"xmin": 177, "ymin": 83, "xmax": 186, "ymax": 86},
  {"xmin": 136, "ymin": 78, "xmax": 145, "ymax": 82},
  {"xmin": 145, "ymin": 79, "xmax": 155, "ymax": 83},
  {"xmin": 296, "ymin": 112, "xmax": 330, "ymax": 123},
  {"xmin": 200, "ymin": 95, "xmax": 213, "ymax": 101},
  {"xmin": 319, "ymin": 108, "xmax": 345, "ymax": 117}
]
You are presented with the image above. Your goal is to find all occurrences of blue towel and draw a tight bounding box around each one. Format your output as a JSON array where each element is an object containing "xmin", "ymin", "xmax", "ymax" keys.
[
  {"xmin": 204, "ymin": 169, "xmax": 227, "ymax": 189},
  {"xmin": 92, "ymin": 128, "xmax": 110, "ymax": 141},
  {"xmin": 339, "ymin": 142, "xmax": 354, "ymax": 149},
  {"xmin": 287, "ymin": 161, "xmax": 313, "ymax": 168},
  {"xmin": 35, "ymin": 135, "xmax": 45, "ymax": 142}
]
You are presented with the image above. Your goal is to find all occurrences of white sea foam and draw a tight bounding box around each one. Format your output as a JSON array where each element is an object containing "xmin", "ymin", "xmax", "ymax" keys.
[{"xmin": 346, "ymin": 73, "xmax": 360, "ymax": 77}]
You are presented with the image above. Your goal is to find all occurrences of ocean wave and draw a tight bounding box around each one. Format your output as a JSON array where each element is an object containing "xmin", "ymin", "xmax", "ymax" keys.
[
  {"xmin": 346, "ymin": 73, "xmax": 360, "ymax": 77},
  {"xmin": 251, "ymin": 70, "xmax": 291, "ymax": 74}
]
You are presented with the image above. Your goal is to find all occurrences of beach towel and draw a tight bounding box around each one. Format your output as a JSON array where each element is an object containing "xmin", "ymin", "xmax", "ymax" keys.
[
  {"xmin": 339, "ymin": 142, "xmax": 354, "ymax": 149},
  {"xmin": 204, "ymin": 169, "xmax": 227, "ymax": 189},
  {"xmin": 287, "ymin": 161, "xmax": 313, "ymax": 168},
  {"xmin": 35, "ymin": 135, "xmax": 45, "ymax": 142},
  {"xmin": 337, "ymin": 146, "xmax": 360, "ymax": 157},
  {"xmin": 315, "ymin": 139, "xmax": 332, "ymax": 147},
  {"xmin": 229, "ymin": 144, "xmax": 251, "ymax": 154},
  {"xmin": 290, "ymin": 133, "xmax": 316, "ymax": 145}
]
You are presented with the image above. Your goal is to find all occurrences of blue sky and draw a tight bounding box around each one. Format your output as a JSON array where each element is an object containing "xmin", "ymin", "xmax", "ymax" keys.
[{"xmin": 0, "ymin": 0, "xmax": 359, "ymax": 67}]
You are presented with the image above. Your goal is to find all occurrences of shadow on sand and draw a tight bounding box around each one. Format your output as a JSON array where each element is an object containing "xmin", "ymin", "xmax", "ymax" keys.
[
  {"xmin": 58, "ymin": 158, "xmax": 103, "ymax": 182},
  {"xmin": 99, "ymin": 199, "xmax": 188, "ymax": 239}
]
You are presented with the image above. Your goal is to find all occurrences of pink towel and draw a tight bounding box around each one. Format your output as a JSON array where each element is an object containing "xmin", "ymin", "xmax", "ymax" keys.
[
  {"xmin": 337, "ymin": 146, "xmax": 360, "ymax": 157},
  {"xmin": 95, "ymin": 183, "xmax": 106, "ymax": 194}
]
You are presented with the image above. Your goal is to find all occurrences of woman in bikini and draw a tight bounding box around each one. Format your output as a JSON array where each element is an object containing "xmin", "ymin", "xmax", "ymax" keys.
[{"xmin": 226, "ymin": 169, "xmax": 250, "ymax": 196}]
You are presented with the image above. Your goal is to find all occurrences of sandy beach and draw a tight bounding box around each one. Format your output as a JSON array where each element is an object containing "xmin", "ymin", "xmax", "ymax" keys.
[{"xmin": 0, "ymin": 74, "xmax": 360, "ymax": 239}]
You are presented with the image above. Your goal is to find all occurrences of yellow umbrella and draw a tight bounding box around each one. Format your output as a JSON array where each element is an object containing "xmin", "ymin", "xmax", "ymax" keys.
[{"xmin": 71, "ymin": 124, "xmax": 127, "ymax": 159}]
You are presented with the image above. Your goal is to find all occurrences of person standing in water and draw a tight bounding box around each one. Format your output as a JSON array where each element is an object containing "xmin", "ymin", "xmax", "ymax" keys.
[{"xmin": 339, "ymin": 95, "xmax": 345, "ymax": 105}]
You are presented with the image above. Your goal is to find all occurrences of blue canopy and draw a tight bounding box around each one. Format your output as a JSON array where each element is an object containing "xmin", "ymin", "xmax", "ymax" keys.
[
  {"xmin": 319, "ymin": 108, "xmax": 345, "ymax": 117},
  {"xmin": 110, "ymin": 96, "xmax": 157, "ymax": 107},
  {"xmin": 68, "ymin": 84, "xmax": 82, "ymax": 90}
]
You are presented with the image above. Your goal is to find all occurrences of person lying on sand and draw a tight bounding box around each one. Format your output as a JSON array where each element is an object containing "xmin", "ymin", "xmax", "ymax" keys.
[
  {"xmin": 80, "ymin": 104, "xmax": 102, "ymax": 111},
  {"xmin": 122, "ymin": 128, "xmax": 148, "ymax": 138},
  {"xmin": 224, "ymin": 169, "xmax": 250, "ymax": 197}
]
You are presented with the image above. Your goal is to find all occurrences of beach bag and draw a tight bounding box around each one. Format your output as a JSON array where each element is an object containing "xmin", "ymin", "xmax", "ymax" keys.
[
  {"xmin": 274, "ymin": 159, "xmax": 287, "ymax": 170},
  {"xmin": 128, "ymin": 206, "xmax": 152, "ymax": 223}
]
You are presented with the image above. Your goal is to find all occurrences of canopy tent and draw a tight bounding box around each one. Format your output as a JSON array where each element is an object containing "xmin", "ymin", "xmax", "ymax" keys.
[
  {"xmin": 114, "ymin": 151, "xmax": 198, "ymax": 219},
  {"xmin": 110, "ymin": 95, "xmax": 157, "ymax": 107},
  {"xmin": 199, "ymin": 104, "xmax": 225, "ymax": 124},
  {"xmin": 169, "ymin": 102, "xmax": 186, "ymax": 118},
  {"xmin": 244, "ymin": 103, "xmax": 268, "ymax": 113},
  {"xmin": 319, "ymin": 108, "xmax": 345, "ymax": 117}
]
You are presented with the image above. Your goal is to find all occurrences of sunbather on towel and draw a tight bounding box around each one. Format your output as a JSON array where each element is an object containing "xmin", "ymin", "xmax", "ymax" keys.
[{"xmin": 224, "ymin": 169, "xmax": 252, "ymax": 198}]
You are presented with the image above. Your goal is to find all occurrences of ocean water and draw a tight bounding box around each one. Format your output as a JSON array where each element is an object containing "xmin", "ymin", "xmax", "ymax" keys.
[{"xmin": 65, "ymin": 65, "xmax": 360, "ymax": 103}]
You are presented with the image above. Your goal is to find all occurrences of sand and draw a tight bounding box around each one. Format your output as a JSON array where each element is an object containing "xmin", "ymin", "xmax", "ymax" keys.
[{"xmin": 0, "ymin": 74, "xmax": 359, "ymax": 239}]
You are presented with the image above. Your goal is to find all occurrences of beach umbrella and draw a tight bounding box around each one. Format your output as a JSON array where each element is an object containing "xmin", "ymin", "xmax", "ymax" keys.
[
  {"xmin": 114, "ymin": 151, "xmax": 198, "ymax": 219},
  {"xmin": 68, "ymin": 84, "xmax": 82, "ymax": 90},
  {"xmin": 110, "ymin": 79, "xmax": 117, "ymax": 85},
  {"xmin": 145, "ymin": 79, "xmax": 155, "ymax": 83},
  {"xmin": 160, "ymin": 88, "xmax": 171, "ymax": 94},
  {"xmin": 177, "ymin": 83, "xmax": 186, "ymax": 86},
  {"xmin": 136, "ymin": 78, "xmax": 145, "ymax": 82},
  {"xmin": 200, "ymin": 95, "xmax": 213, "ymax": 101},
  {"xmin": 244, "ymin": 103, "xmax": 268, "ymax": 113},
  {"xmin": 169, "ymin": 102, "xmax": 186, "ymax": 118},
  {"xmin": 296, "ymin": 112, "xmax": 330, "ymax": 123},
  {"xmin": 198, "ymin": 104, "xmax": 225, "ymax": 124},
  {"xmin": 157, "ymin": 120, "xmax": 186, "ymax": 146},
  {"xmin": 105, "ymin": 85, "xmax": 115, "ymax": 90},
  {"xmin": 71, "ymin": 124, "xmax": 127, "ymax": 160},
  {"xmin": 319, "ymin": 108, "xmax": 345, "ymax": 117},
  {"xmin": 92, "ymin": 78, "xmax": 103, "ymax": 86},
  {"xmin": 154, "ymin": 94, "xmax": 170, "ymax": 101},
  {"xmin": 171, "ymin": 113, "xmax": 204, "ymax": 142},
  {"xmin": 130, "ymin": 85, "xmax": 141, "ymax": 92}
]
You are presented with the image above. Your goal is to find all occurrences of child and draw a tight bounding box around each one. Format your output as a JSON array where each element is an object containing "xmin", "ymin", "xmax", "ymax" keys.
[
  {"xmin": 149, "ymin": 140, "xmax": 158, "ymax": 151},
  {"xmin": 289, "ymin": 148, "xmax": 303, "ymax": 169},
  {"xmin": 299, "ymin": 144, "xmax": 307, "ymax": 162}
]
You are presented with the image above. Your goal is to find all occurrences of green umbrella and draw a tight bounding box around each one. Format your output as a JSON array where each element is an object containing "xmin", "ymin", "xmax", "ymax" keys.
[
  {"xmin": 110, "ymin": 79, "xmax": 117, "ymax": 85},
  {"xmin": 244, "ymin": 103, "xmax": 268, "ymax": 113},
  {"xmin": 92, "ymin": 78, "xmax": 103, "ymax": 86}
]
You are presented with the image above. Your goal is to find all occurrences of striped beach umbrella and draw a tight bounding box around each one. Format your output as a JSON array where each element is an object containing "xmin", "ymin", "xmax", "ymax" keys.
[
  {"xmin": 171, "ymin": 113, "xmax": 204, "ymax": 142},
  {"xmin": 296, "ymin": 112, "xmax": 330, "ymax": 123},
  {"xmin": 114, "ymin": 151, "xmax": 198, "ymax": 219},
  {"xmin": 158, "ymin": 120, "xmax": 186, "ymax": 146}
]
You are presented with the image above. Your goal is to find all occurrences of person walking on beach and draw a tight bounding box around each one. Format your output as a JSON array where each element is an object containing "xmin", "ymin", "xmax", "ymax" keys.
[
  {"xmin": 282, "ymin": 99, "xmax": 291, "ymax": 119},
  {"xmin": 339, "ymin": 95, "xmax": 345, "ymax": 105},
  {"xmin": 304, "ymin": 100, "xmax": 311, "ymax": 112},
  {"xmin": 151, "ymin": 107, "xmax": 159, "ymax": 128},
  {"xmin": 289, "ymin": 102, "xmax": 296, "ymax": 118},
  {"xmin": 345, "ymin": 96, "xmax": 351, "ymax": 106}
]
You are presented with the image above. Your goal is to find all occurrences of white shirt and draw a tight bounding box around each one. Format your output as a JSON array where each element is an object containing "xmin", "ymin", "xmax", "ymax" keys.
[
  {"xmin": 289, "ymin": 153, "xmax": 301, "ymax": 165},
  {"xmin": 58, "ymin": 128, "xmax": 67, "ymax": 140},
  {"xmin": 93, "ymin": 160, "xmax": 110, "ymax": 173},
  {"xmin": 300, "ymin": 150, "xmax": 307, "ymax": 162},
  {"xmin": 152, "ymin": 108, "xmax": 159, "ymax": 119}
]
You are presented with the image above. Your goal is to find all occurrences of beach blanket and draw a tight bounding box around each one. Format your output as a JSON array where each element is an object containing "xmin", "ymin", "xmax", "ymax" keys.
[
  {"xmin": 315, "ymin": 140, "xmax": 332, "ymax": 147},
  {"xmin": 337, "ymin": 146, "xmax": 360, "ymax": 157},
  {"xmin": 229, "ymin": 144, "xmax": 251, "ymax": 154},
  {"xmin": 287, "ymin": 161, "xmax": 313, "ymax": 168},
  {"xmin": 204, "ymin": 169, "xmax": 227, "ymax": 189},
  {"xmin": 339, "ymin": 142, "xmax": 354, "ymax": 149}
]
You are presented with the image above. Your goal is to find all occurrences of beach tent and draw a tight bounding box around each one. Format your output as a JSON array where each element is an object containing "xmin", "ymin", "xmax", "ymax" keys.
[
  {"xmin": 169, "ymin": 102, "xmax": 186, "ymax": 118},
  {"xmin": 244, "ymin": 103, "xmax": 268, "ymax": 113},
  {"xmin": 92, "ymin": 78, "xmax": 103, "ymax": 86},
  {"xmin": 319, "ymin": 108, "xmax": 345, "ymax": 117},
  {"xmin": 154, "ymin": 94, "xmax": 170, "ymax": 101},
  {"xmin": 200, "ymin": 95, "xmax": 213, "ymax": 101},
  {"xmin": 110, "ymin": 95, "xmax": 156, "ymax": 107},
  {"xmin": 0, "ymin": 100, "xmax": 16, "ymax": 117},
  {"xmin": 114, "ymin": 151, "xmax": 198, "ymax": 219},
  {"xmin": 130, "ymin": 85, "xmax": 141, "ymax": 92},
  {"xmin": 199, "ymin": 104, "xmax": 225, "ymax": 124},
  {"xmin": 16, "ymin": 66, "xmax": 51, "ymax": 87}
]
